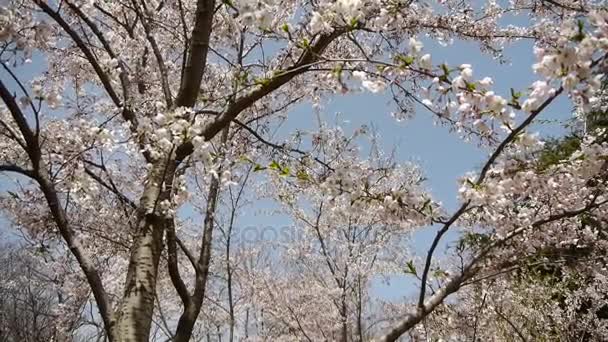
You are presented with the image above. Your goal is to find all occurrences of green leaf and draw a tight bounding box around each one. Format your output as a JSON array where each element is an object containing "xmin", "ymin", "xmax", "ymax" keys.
[
  {"xmin": 269, "ymin": 160, "xmax": 281, "ymax": 170},
  {"xmin": 281, "ymin": 23, "xmax": 290, "ymax": 33},
  {"xmin": 572, "ymin": 20, "xmax": 586, "ymax": 42},
  {"xmin": 254, "ymin": 77, "xmax": 271, "ymax": 87},
  {"xmin": 405, "ymin": 260, "xmax": 417, "ymax": 276},
  {"xmin": 421, "ymin": 198, "xmax": 432, "ymax": 214},
  {"xmin": 404, "ymin": 56, "xmax": 415, "ymax": 66},
  {"xmin": 36, "ymin": 244, "xmax": 48, "ymax": 255},
  {"xmin": 233, "ymin": 70, "xmax": 249, "ymax": 88},
  {"xmin": 239, "ymin": 155, "xmax": 253, "ymax": 164},
  {"xmin": 433, "ymin": 268, "xmax": 448, "ymax": 278},
  {"xmin": 7, "ymin": 191, "xmax": 19, "ymax": 200},
  {"xmin": 466, "ymin": 179, "xmax": 482, "ymax": 191},
  {"xmin": 280, "ymin": 166, "xmax": 290, "ymax": 176},
  {"xmin": 253, "ymin": 164, "xmax": 266, "ymax": 172},
  {"xmin": 536, "ymin": 135, "xmax": 582, "ymax": 171},
  {"xmin": 441, "ymin": 63, "xmax": 450, "ymax": 75},
  {"xmin": 332, "ymin": 64, "xmax": 343, "ymax": 78},
  {"xmin": 395, "ymin": 54, "xmax": 415, "ymax": 67},
  {"xmin": 296, "ymin": 170, "xmax": 310, "ymax": 181},
  {"xmin": 298, "ymin": 38, "xmax": 310, "ymax": 49},
  {"xmin": 510, "ymin": 87, "xmax": 522, "ymax": 99},
  {"xmin": 509, "ymin": 88, "xmax": 522, "ymax": 108},
  {"xmin": 460, "ymin": 232, "xmax": 491, "ymax": 249},
  {"xmin": 465, "ymin": 81, "xmax": 476, "ymax": 92}
]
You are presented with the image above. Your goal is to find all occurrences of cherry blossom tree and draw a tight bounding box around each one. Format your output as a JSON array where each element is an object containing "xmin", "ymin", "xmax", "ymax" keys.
[
  {"xmin": 404, "ymin": 86, "xmax": 608, "ymax": 341},
  {"xmin": 1, "ymin": 0, "xmax": 608, "ymax": 341}
]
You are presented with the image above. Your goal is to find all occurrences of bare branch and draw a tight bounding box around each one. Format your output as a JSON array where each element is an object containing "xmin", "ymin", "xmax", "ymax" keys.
[
  {"xmin": 231, "ymin": 118, "xmax": 335, "ymax": 171},
  {"xmin": 165, "ymin": 217, "xmax": 191, "ymax": 306},
  {"xmin": 0, "ymin": 164, "xmax": 35, "ymax": 177},
  {"xmin": 83, "ymin": 166, "xmax": 137, "ymax": 210},
  {"xmin": 176, "ymin": 236, "xmax": 199, "ymax": 272},
  {"xmin": 494, "ymin": 307, "xmax": 529, "ymax": 342}
]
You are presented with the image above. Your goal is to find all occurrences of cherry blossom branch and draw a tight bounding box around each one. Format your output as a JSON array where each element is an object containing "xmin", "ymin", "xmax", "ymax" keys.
[
  {"xmin": 64, "ymin": 2, "xmax": 117, "ymax": 59},
  {"xmin": 82, "ymin": 166, "xmax": 137, "ymax": 210},
  {"xmin": 34, "ymin": 0, "xmax": 122, "ymax": 107},
  {"xmin": 0, "ymin": 78, "xmax": 115, "ymax": 340},
  {"xmin": 413, "ymin": 51, "xmax": 608, "ymax": 309},
  {"xmin": 478, "ymin": 89, "xmax": 564, "ymax": 183},
  {"xmin": 35, "ymin": 0, "xmax": 141, "ymax": 143},
  {"xmin": 416, "ymin": 84, "xmax": 566, "ymax": 309}
]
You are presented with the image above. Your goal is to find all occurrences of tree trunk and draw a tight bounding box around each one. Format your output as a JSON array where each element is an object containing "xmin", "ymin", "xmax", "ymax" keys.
[{"xmin": 113, "ymin": 160, "xmax": 177, "ymax": 341}]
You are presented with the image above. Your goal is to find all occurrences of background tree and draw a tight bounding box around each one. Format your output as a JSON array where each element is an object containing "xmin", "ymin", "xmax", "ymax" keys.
[{"xmin": 0, "ymin": 241, "xmax": 94, "ymax": 341}]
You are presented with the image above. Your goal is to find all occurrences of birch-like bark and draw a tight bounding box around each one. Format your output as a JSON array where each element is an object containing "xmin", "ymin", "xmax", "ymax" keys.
[
  {"xmin": 113, "ymin": 159, "xmax": 178, "ymax": 341},
  {"xmin": 112, "ymin": 0, "xmax": 216, "ymax": 338}
]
